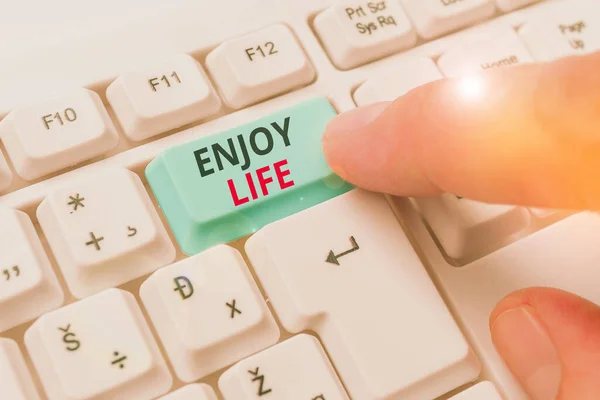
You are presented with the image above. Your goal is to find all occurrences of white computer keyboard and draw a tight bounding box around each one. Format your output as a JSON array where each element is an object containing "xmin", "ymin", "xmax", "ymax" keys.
[{"xmin": 1, "ymin": 0, "xmax": 600, "ymax": 399}]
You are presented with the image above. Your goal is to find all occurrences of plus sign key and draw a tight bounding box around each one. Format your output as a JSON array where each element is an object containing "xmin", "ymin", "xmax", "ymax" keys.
[
  {"xmin": 146, "ymin": 98, "xmax": 353, "ymax": 255},
  {"xmin": 25, "ymin": 289, "xmax": 172, "ymax": 400},
  {"xmin": 140, "ymin": 245, "xmax": 279, "ymax": 382},
  {"xmin": 37, "ymin": 168, "xmax": 176, "ymax": 298}
]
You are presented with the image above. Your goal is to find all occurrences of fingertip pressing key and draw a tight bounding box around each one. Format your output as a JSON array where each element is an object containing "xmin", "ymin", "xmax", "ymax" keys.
[
  {"xmin": 322, "ymin": 102, "xmax": 392, "ymax": 181},
  {"xmin": 322, "ymin": 53, "xmax": 600, "ymax": 209}
]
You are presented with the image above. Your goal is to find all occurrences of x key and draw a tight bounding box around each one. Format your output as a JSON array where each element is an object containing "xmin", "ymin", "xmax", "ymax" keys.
[
  {"xmin": 226, "ymin": 299, "xmax": 242, "ymax": 319},
  {"xmin": 139, "ymin": 246, "xmax": 279, "ymax": 382}
]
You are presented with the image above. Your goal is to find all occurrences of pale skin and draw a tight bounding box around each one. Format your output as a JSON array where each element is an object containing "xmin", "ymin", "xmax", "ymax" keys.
[{"xmin": 322, "ymin": 51, "xmax": 600, "ymax": 400}]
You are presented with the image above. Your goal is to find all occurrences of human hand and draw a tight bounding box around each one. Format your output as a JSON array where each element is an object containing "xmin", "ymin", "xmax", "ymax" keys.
[{"xmin": 322, "ymin": 52, "xmax": 600, "ymax": 400}]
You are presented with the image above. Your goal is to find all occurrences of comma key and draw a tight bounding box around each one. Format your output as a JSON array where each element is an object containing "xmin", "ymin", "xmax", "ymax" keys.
[
  {"xmin": 0, "ymin": 208, "xmax": 63, "ymax": 332},
  {"xmin": 146, "ymin": 98, "xmax": 353, "ymax": 255},
  {"xmin": 246, "ymin": 190, "xmax": 481, "ymax": 400}
]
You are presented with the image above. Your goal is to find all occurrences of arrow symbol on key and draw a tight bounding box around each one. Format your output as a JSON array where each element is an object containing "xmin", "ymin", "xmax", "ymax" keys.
[{"xmin": 326, "ymin": 236, "xmax": 360, "ymax": 265}]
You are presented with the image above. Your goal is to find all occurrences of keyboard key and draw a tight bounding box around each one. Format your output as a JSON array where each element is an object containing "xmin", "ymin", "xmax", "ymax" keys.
[
  {"xmin": 246, "ymin": 190, "xmax": 481, "ymax": 400},
  {"xmin": 495, "ymin": 0, "xmax": 540, "ymax": 12},
  {"xmin": 159, "ymin": 384, "xmax": 218, "ymax": 400},
  {"xmin": 0, "ymin": 89, "xmax": 119, "ymax": 180},
  {"xmin": 146, "ymin": 98, "xmax": 352, "ymax": 255},
  {"xmin": 400, "ymin": 0, "xmax": 496, "ymax": 39},
  {"xmin": 428, "ymin": 211, "xmax": 600, "ymax": 397},
  {"xmin": 206, "ymin": 24, "xmax": 315, "ymax": 109},
  {"xmin": 0, "ymin": 151, "xmax": 12, "ymax": 192},
  {"xmin": 106, "ymin": 54, "xmax": 221, "ymax": 141},
  {"xmin": 353, "ymin": 57, "xmax": 443, "ymax": 106},
  {"xmin": 314, "ymin": 1, "xmax": 417, "ymax": 70},
  {"xmin": 518, "ymin": 1, "xmax": 600, "ymax": 61},
  {"xmin": 450, "ymin": 382, "xmax": 504, "ymax": 400},
  {"xmin": 0, "ymin": 338, "xmax": 42, "ymax": 400},
  {"xmin": 415, "ymin": 194, "xmax": 531, "ymax": 261},
  {"xmin": 37, "ymin": 168, "xmax": 176, "ymax": 298},
  {"xmin": 0, "ymin": 208, "xmax": 64, "ymax": 332},
  {"xmin": 140, "ymin": 245, "xmax": 280, "ymax": 382},
  {"xmin": 219, "ymin": 334, "xmax": 349, "ymax": 400},
  {"xmin": 437, "ymin": 27, "xmax": 535, "ymax": 77},
  {"xmin": 25, "ymin": 288, "xmax": 172, "ymax": 400}
]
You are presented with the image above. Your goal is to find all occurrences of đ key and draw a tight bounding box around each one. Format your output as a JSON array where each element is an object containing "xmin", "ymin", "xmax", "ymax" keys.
[{"xmin": 146, "ymin": 98, "xmax": 352, "ymax": 255}]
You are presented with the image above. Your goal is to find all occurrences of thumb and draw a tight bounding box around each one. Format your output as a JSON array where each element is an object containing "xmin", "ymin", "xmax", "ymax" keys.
[{"xmin": 490, "ymin": 288, "xmax": 600, "ymax": 400}]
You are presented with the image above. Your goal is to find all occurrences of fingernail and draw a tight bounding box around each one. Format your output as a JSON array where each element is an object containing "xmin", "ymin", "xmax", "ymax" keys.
[
  {"xmin": 324, "ymin": 102, "xmax": 391, "ymax": 143},
  {"xmin": 491, "ymin": 307, "xmax": 562, "ymax": 400}
]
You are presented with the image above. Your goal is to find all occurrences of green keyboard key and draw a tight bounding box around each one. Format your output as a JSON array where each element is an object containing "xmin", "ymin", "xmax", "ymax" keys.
[{"xmin": 146, "ymin": 97, "xmax": 353, "ymax": 255}]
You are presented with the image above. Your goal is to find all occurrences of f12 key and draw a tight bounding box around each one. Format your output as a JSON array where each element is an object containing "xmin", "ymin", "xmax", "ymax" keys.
[{"xmin": 146, "ymin": 98, "xmax": 353, "ymax": 255}]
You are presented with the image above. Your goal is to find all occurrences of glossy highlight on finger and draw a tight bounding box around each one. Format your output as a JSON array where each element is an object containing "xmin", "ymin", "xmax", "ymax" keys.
[{"xmin": 322, "ymin": 53, "xmax": 600, "ymax": 209}]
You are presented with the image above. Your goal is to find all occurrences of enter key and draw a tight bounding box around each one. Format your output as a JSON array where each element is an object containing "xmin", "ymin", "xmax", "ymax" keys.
[{"xmin": 146, "ymin": 98, "xmax": 352, "ymax": 255}]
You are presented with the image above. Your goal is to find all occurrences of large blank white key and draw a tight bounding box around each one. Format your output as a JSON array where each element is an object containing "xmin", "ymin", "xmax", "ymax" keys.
[
  {"xmin": 246, "ymin": 190, "xmax": 480, "ymax": 400},
  {"xmin": 518, "ymin": 0, "xmax": 600, "ymax": 61},
  {"xmin": 400, "ymin": 0, "xmax": 496, "ymax": 39},
  {"xmin": 220, "ymin": 334, "xmax": 349, "ymax": 400},
  {"xmin": 25, "ymin": 288, "xmax": 172, "ymax": 400},
  {"xmin": 140, "ymin": 245, "xmax": 279, "ymax": 382},
  {"xmin": 416, "ymin": 194, "xmax": 531, "ymax": 261},
  {"xmin": 158, "ymin": 384, "xmax": 218, "ymax": 400},
  {"xmin": 37, "ymin": 168, "xmax": 175, "ymax": 298},
  {"xmin": 354, "ymin": 57, "xmax": 442, "ymax": 106},
  {"xmin": 419, "ymin": 211, "xmax": 600, "ymax": 398},
  {"xmin": 206, "ymin": 24, "xmax": 315, "ymax": 109},
  {"xmin": 0, "ymin": 338, "xmax": 41, "ymax": 400},
  {"xmin": 0, "ymin": 89, "xmax": 119, "ymax": 180},
  {"xmin": 0, "ymin": 150, "xmax": 12, "ymax": 192},
  {"xmin": 450, "ymin": 382, "xmax": 503, "ymax": 400},
  {"xmin": 495, "ymin": 0, "xmax": 540, "ymax": 12},
  {"xmin": 437, "ymin": 27, "xmax": 534, "ymax": 77},
  {"xmin": 0, "ymin": 208, "xmax": 63, "ymax": 332},
  {"xmin": 107, "ymin": 54, "xmax": 221, "ymax": 141},
  {"xmin": 314, "ymin": 1, "xmax": 416, "ymax": 70}
]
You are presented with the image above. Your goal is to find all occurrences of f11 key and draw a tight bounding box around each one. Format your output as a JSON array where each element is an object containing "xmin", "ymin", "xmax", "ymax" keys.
[{"xmin": 146, "ymin": 98, "xmax": 353, "ymax": 255}]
